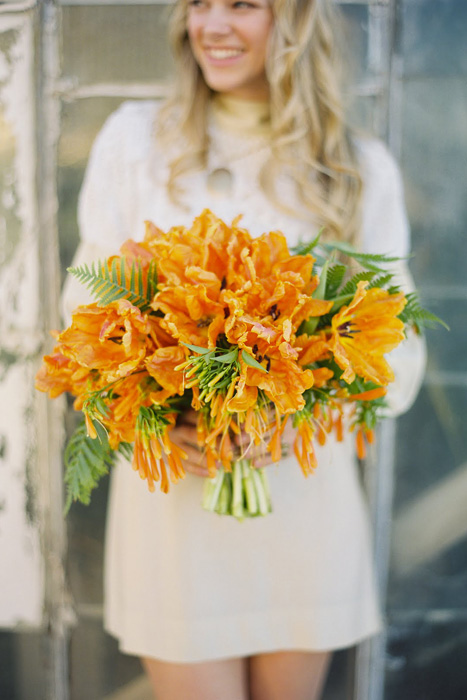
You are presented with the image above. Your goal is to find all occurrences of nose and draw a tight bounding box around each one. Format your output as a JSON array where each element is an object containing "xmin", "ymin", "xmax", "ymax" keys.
[{"xmin": 202, "ymin": 7, "xmax": 232, "ymax": 39}]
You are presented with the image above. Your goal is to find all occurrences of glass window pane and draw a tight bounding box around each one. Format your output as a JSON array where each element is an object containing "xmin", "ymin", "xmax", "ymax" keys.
[
  {"xmin": 401, "ymin": 0, "xmax": 467, "ymax": 77},
  {"xmin": 401, "ymin": 78, "xmax": 467, "ymax": 287},
  {"xmin": 60, "ymin": 4, "xmax": 174, "ymax": 87}
]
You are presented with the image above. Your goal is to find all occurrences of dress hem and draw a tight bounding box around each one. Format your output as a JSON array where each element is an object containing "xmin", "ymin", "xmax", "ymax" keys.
[{"xmin": 104, "ymin": 606, "xmax": 383, "ymax": 663}]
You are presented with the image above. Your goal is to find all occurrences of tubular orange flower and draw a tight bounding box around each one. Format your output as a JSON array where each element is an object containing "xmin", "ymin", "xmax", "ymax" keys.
[
  {"xmin": 293, "ymin": 419, "xmax": 318, "ymax": 476},
  {"xmin": 329, "ymin": 281, "xmax": 406, "ymax": 385},
  {"xmin": 133, "ymin": 407, "xmax": 186, "ymax": 493}
]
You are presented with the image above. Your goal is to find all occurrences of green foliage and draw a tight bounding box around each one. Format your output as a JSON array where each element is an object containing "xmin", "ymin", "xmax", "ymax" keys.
[
  {"xmin": 136, "ymin": 404, "xmax": 174, "ymax": 438},
  {"xmin": 399, "ymin": 292, "xmax": 449, "ymax": 332},
  {"xmin": 325, "ymin": 264, "xmax": 346, "ymax": 298},
  {"xmin": 368, "ymin": 273, "xmax": 394, "ymax": 290},
  {"xmin": 68, "ymin": 257, "xmax": 158, "ymax": 312},
  {"xmin": 291, "ymin": 229, "xmax": 323, "ymax": 257},
  {"xmin": 63, "ymin": 420, "xmax": 114, "ymax": 512},
  {"xmin": 321, "ymin": 241, "xmax": 403, "ymax": 272},
  {"xmin": 338, "ymin": 270, "xmax": 378, "ymax": 297},
  {"xmin": 241, "ymin": 349, "xmax": 268, "ymax": 373},
  {"xmin": 64, "ymin": 420, "xmax": 133, "ymax": 512}
]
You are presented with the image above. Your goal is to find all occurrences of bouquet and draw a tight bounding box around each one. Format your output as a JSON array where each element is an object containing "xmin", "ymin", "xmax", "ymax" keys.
[{"xmin": 36, "ymin": 210, "xmax": 441, "ymax": 518}]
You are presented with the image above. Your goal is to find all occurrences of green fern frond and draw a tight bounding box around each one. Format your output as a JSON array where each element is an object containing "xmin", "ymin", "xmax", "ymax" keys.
[
  {"xmin": 291, "ymin": 229, "xmax": 323, "ymax": 257},
  {"xmin": 368, "ymin": 273, "xmax": 394, "ymax": 289},
  {"xmin": 321, "ymin": 242, "xmax": 403, "ymax": 272},
  {"xmin": 325, "ymin": 264, "xmax": 346, "ymax": 297},
  {"xmin": 118, "ymin": 442, "xmax": 134, "ymax": 461},
  {"xmin": 399, "ymin": 292, "xmax": 449, "ymax": 332},
  {"xmin": 68, "ymin": 257, "xmax": 158, "ymax": 312},
  {"xmin": 63, "ymin": 420, "xmax": 115, "ymax": 512},
  {"xmin": 339, "ymin": 271, "xmax": 377, "ymax": 297},
  {"xmin": 387, "ymin": 284, "xmax": 401, "ymax": 295}
]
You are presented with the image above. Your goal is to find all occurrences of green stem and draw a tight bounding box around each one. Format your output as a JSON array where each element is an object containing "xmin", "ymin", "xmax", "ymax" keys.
[
  {"xmin": 242, "ymin": 461, "xmax": 258, "ymax": 515},
  {"xmin": 232, "ymin": 460, "xmax": 245, "ymax": 520},
  {"xmin": 202, "ymin": 469, "xmax": 225, "ymax": 512}
]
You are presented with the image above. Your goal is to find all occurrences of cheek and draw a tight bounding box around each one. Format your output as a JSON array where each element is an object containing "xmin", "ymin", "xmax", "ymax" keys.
[
  {"xmin": 186, "ymin": 16, "xmax": 201, "ymax": 49},
  {"xmin": 252, "ymin": 18, "xmax": 274, "ymax": 59}
]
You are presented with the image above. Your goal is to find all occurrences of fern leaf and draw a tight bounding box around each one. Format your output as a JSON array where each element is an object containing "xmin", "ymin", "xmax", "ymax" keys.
[
  {"xmin": 399, "ymin": 292, "xmax": 449, "ymax": 331},
  {"xmin": 63, "ymin": 420, "xmax": 114, "ymax": 512},
  {"xmin": 325, "ymin": 264, "xmax": 346, "ymax": 297},
  {"xmin": 147, "ymin": 260, "xmax": 158, "ymax": 301},
  {"xmin": 368, "ymin": 273, "xmax": 394, "ymax": 290},
  {"xmin": 118, "ymin": 442, "xmax": 134, "ymax": 461},
  {"xmin": 339, "ymin": 271, "xmax": 377, "ymax": 297},
  {"xmin": 68, "ymin": 257, "xmax": 158, "ymax": 311},
  {"xmin": 291, "ymin": 229, "xmax": 323, "ymax": 257},
  {"xmin": 322, "ymin": 242, "xmax": 404, "ymax": 271}
]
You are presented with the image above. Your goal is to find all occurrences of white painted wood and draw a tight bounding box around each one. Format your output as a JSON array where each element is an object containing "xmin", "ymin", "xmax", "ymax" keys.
[{"xmin": 0, "ymin": 13, "xmax": 44, "ymax": 628}]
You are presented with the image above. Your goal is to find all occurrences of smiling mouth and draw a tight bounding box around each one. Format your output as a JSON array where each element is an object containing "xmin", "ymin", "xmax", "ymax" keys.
[{"xmin": 205, "ymin": 48, "xmax": 244, "ymax": 60}]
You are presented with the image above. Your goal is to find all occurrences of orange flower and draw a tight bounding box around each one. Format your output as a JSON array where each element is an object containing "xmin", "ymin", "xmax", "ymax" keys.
[
  {"xmin": 153, "ymin": 284, "xmax": 225, "ymax": 347},
  {"xmin": 329, "ymin": 281, "xmax": 406, "ymax": 385},
  {"xmin": 145, "ymin": 346, "xmax": 186, "ymax": 396},
  {"xmin": 35, "ymin": 348, "xmax": 95, "ymax": 399},
  {"xmin": 132, "ymin": 410, "xmax": 186, "ymax": 493},
  {"xmin": 240, "ymin": 355, "xmax": 315, "ymax": 414},
  {"xmin": 296, "ymin": 333, "xmax": 331, "ymax": 366},
  {"xmin": 293, "ymin": 419, "xmax": 318, "ymax": 476},
  {"xmin": 57, "ymin": 300, "xmax": 153, "ymax": 382}
]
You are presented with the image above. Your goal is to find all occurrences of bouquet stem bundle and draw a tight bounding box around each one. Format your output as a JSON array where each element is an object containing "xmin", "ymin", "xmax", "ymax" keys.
[{"xmin": 202, "ymin": 460, "xmax": 272, "ymax": 519}]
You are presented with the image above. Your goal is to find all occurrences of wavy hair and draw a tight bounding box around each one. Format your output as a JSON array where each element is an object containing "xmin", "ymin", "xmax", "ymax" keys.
[{"xmin": 158, "ymin": 0, "xmax": 362, "ymax": 243}]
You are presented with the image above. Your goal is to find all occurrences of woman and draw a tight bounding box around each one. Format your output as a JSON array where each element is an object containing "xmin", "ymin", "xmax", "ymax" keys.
[{"xmin": 64, "ymin": 1, "xmax": 426, "ymax": 698}]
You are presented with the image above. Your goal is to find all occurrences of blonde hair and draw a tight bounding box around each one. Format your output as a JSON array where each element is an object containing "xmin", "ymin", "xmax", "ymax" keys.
[{"xmin": 158, "ymin": 0, "xmax": 362, "ymax": 243}]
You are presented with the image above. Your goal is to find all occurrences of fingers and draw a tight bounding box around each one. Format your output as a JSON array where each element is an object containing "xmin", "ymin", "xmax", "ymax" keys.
[
  {"xmin": 171, "ymin": 422, "xmax": 211, "ymax": 478},
  {"xmin": 177, "ymin": 407, "xmax": 197, "ymax": 427},
  {"xmin": 172, "ymin": 411, "xmax": 298, "ymax": 476},
  {"xmin": 183, "ymin": 461, "xmax": 211, "ymax": 478}
]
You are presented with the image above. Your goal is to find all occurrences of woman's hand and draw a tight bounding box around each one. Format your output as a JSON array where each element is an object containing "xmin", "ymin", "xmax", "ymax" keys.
[
  {"xmin": 173, "ymin": 409, "xmax": 297, "ymax": 477},
  {"xmin": 171, "ymin": 409, "xmax": 211, "ymax": 477},
  {"xmin": 233, "ymin": 416, "xmax": 297, "ymax": 469}
]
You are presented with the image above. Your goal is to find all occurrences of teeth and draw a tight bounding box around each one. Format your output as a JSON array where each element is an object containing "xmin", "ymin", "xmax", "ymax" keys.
[{"xmin": 207, "ymin": 49, "xmax": 243, "ymax": 59}]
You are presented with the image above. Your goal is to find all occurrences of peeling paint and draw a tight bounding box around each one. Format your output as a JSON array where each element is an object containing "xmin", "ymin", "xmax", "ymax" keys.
[
  {"xmin": 24, "ymin": 399, "xmax": 38, "ymax": 526},
  {"xmin": 0, "ymin": 433, "xmax": 7, "ymax": 460},
  {"xmin": 0, "ymin": 346, "xmax": 19, "ymax": 367},
  {"xmin": 0, "ymin": 13, "xmax": 43, "ymax": 629}
]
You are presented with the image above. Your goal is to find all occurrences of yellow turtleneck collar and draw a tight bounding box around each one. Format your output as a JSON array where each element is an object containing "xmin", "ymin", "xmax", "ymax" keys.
[{"xmin": 211, "ymin": 93, "xmax": 271, "ymax": 137}]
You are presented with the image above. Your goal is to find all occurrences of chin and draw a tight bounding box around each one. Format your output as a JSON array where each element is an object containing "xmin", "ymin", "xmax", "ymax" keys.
[{"xmin": 202, "ymin": 74, "xmax": 242, "ymax": 94}]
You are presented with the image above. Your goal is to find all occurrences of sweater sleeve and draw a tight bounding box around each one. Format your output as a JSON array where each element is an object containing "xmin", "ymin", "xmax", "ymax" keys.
[
  {"xmin": 77, "ymin": 102, "xmax": 143, "ymax": 250},
  {"xmin": 359, "ymin": 139, "xmax": 427, "ymax": 417},
  {"xmin": 61, "ymin": 102, "xmax": 144, "ymax": 323},
  {"xmin": 61, "ymin": 101, "xmax": 158, "ymax": 324}
]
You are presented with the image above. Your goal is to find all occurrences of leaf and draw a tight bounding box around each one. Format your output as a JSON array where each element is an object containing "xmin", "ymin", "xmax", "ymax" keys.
[
  {"xmin": 399, "ymin": 292, "xmax": 450, "ymax": 331},
  {"xmin": 338, "ymin": 271, "xmax": 377, "ymax": 297},
  {"xmin": 241, "ymin": 350, "xmax": 268, "ymax": 373},
  {"xmin": 368, "ymin": 273, "xmax": 394, "ymax": 289},
  {"xmin": 213, "ymin": 348, "xmax": 239, "ymax": 363},
  {"xmin": 118, "ymin": 442, "xmax": 134, "ymax": 461},
  {"xmin": 181, "ymin": 342, "xmax": 211, "ymax": 354},
  {"xmin": 68, "ymin": 257, "xmax": 157, "ymax": 312},
  {"xmin": 325, "ymin": 264, "xmax": 346, "ymax": 297},
  {"xmin": 63, "ymin": 420, "xmax": 115, "ymax": 512},
  {"xmin": 322, "ymin": 241, "xmax": 404, "ymax": 271},
  {"xmin": 291, "ymin": 229, "xmax": 323, "ymax": 257}
]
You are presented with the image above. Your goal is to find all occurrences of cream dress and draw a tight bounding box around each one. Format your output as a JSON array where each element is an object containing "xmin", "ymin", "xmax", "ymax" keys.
[{"xmin": 63, "ymin": 97, "xmax": 426, "ymax": 663}]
